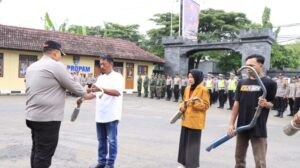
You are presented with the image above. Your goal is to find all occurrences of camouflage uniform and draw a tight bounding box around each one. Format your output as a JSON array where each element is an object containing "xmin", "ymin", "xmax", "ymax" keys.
[
  {"xmin": 150, "ymin": 75, "xmax": 156, "ymax": 99},
  {"xmin": 137, "ymin": 75, "xmax": 142, "ymax": 97},
  {"xmin": 143, "ymin": 76, "xmax": 149, "ymax": 97},
  {"xmin": 156, "ymin": 75, "xmax": 162, "ymax": 99}
]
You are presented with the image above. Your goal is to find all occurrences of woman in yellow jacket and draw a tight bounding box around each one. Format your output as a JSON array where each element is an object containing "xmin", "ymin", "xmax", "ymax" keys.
[{"xmin": 178, "ymin": 69, "xmax": 210, "ymax": 168}]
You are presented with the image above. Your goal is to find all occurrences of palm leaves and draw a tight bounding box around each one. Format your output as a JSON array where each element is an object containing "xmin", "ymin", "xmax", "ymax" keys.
[{"xmin": 43, "ymin": 12, "xmax": 86, "ymax": 35}]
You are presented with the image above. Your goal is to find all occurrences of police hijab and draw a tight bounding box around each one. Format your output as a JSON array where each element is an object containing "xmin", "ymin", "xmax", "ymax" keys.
[{"xmin": 189, "ymin": 69, "xmax": 204, "ymax": 90}]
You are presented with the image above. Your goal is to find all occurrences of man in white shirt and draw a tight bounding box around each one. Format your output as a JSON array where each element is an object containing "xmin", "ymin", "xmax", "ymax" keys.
[{"xmin": 78, "ymin": 55, "xmax": 123, "ymax": 168}]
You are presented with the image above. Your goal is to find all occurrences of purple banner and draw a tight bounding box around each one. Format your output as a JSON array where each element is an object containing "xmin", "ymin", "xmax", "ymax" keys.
[{"xmin": 182, "ymin": 0, "xmax": 200, "ymax": 41}]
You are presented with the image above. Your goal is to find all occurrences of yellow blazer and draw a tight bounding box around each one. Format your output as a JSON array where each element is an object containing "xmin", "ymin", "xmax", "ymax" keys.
[{"xmin": 179, "ymin": 84, "xmax": 210, "ymax": 130}]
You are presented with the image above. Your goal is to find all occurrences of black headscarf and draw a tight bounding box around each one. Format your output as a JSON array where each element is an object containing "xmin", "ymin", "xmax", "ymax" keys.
[{"xmin": 189, "ymin": 69, "xmax": 204, "ymax": 90}]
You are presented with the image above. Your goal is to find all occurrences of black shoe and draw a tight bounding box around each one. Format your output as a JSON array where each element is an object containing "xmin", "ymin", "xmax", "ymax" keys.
[
  {"xmin": 227, "ymin": 108, "xmax": 232, "ymax": 110},
  {"xmin": 274, "ymin": 113, "xmax": 280, "ymax": 117},
  {"xmin": 279, "ymin": 112, "xmax": 283, "ymax": 118},
  {"xmin": 287, "ymin": 114, "xmax": 293, "ymax": 116},
  {"xmin": 104, "ymin": 166, "xmax": 114, "ymax": 168},
  {"xmin": 173, "ymin": 100, "xmax": 178, "ymax": 102},
  {"xmin": 90, "ymin": 164, "xmax": 105, "ymax": 168}
]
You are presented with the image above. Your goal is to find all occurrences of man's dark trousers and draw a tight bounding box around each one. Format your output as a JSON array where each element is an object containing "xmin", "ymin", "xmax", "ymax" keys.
[{"xmin": 26, "ymin": 120, "xmax": 61, "ymax": 168}]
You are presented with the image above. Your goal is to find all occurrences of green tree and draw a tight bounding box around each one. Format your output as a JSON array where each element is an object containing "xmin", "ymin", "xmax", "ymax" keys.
[
  {"xmin": 198, "ymin": 9, "xmax": 251, "ymax": 40},
  {"xmin": 271, "ymin": 42, "xmax": 300, "ymax": 70},
  {"xmin": 145, "ymin": 13, "xmax": 179, "ymax": 57},
  {"xmin": 259, "ymin": 7, "xmax": 300, "ymax": 70},
  {"xmin": 196, "ymin": 9, "xmax": 251, "ymax": 72},
  {"xmin": 262, "ymin": 7, "xmax": 272, "ymax": 29},
  {"xmin": 43, "ymin": 12, "xmax": 87, "ymax": 35},
  {"xmin": 67, "ymin": 25, "xmax": 87, "ymax": 35},
  {"xmin": 101, "ymin": 22, "xmax": 143, "ymax": 44}
]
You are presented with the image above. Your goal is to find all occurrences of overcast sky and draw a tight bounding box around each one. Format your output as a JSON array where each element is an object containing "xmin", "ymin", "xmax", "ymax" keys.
[{"xmin": 0, "ymin": 0, "xmax": 299, "ymax": 42}]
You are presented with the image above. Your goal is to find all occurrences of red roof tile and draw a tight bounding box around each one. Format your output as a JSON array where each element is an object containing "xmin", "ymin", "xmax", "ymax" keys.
[{"xmin": 0, "ymin": 24, "xmax": 165, "ymax": 63}]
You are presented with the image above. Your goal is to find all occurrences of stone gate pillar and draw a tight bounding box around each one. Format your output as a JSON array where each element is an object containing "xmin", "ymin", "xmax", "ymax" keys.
[
  {"xmin": 162, "ymin": 29, "xmax": 276, "ymax": 75},
  {"xmin": 239, "ymin": 29, "xmax": 275, "ymax": 72},
  {"xmin": 163, "ymin": 37, "xmax": 191, "ymax": 76}
]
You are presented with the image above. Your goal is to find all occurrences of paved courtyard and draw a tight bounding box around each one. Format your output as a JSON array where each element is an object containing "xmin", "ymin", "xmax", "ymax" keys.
[{"xmin": 0, "ymin": 94, "xmax": 299, "ymax": 168}]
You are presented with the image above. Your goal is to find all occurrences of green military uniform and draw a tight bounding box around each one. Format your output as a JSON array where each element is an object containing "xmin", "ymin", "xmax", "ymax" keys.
[
  {"xmin": 137, "ymin": 75, "xmax": 142, "ymax": 97},
  {"xmin": 143, "ymin": 76, "xmax": 149, "ymax": 97},
  {"xmin": 150, "ymin": 75, "xmax": 156, "ymax": 98},
  {"xmin": 156, "ymin": 75, "xmax": 162, "ymax": 99}
]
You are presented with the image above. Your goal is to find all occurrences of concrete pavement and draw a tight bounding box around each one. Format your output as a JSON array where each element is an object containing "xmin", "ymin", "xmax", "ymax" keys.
[{"xmin": 0, "ymin": 95, "xmax": 299, "ymax": 168}]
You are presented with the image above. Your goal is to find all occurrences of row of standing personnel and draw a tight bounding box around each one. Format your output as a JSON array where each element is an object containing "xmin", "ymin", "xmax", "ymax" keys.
[
  {"xmin": 203, "ymin": 73, "xmax": 238, "ymax": 110},
  {"xmin": 137, "ymin": 74, "xmax": 189, "ymax": 102},
  {"xmin": 137, "ymin": 73, "xmax": 239, "ymax": 107},
  {"xmin": 274, "ymin": 74, "xmax": 300, "ymax": 118}
]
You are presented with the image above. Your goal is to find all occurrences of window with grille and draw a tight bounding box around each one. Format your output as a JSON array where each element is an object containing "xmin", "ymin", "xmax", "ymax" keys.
[{"xmin": 19, "ymin": 55, "xmax": 38, "ymax": 78}]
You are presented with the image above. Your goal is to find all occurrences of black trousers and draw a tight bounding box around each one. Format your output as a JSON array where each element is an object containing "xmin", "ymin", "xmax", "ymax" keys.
[
  {"xmin": 288, "ymin": 98, "xmax": 295, "ymax": 115},
  {"xmin": 178, "ymin": 127, "xmax": 202, "ymax": 168},
  {"xmin": 174, "ymin": 85, "xmax": 179, "ymax": 101},
  {"xmin": 166, "ymin": 85, "xmax": 172, "ymax": 100},
  {"xmin": 208, "ymin": 89, "xmax": 213, "ymax": 105},
  {"xmin": 294, "ymin": 97, "xmax": 300, "ymax": 113},
  {"xmin": 218, "ymin": 89, "xmax": 225, "ymax": 107},
  {"xmin": 277, "ymin": 97, "xmax": 287, "ymax": 113},
  {"xmin": 228, "ymin": 90, "xmax": 235, "ymax": 109},
  {"xmin": 26, "ymin": 120, "xmax": 61, "ymax": 168},
  {"xmin": 212, "ymin": 90, "xmax": 218, "ymax": 104}
]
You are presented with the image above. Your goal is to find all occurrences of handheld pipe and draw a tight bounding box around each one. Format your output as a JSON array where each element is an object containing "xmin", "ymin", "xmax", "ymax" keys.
[{"xmin": 206, "ymin": 66, "xmax": 267, "ymax": 152}]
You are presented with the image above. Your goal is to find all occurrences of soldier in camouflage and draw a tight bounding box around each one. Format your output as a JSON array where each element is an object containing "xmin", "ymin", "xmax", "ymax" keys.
[
  {"xmin": 143, "ymin": 75, "xmax": 149, "ymax": 98},
  {"xmin": 150, "ymin": 75, "xmax": 156, "ymax": 99},
  {"xmin": 137, "ymin": 74, "xmax": 142, "ymax": 97},
  {"xmin": 156, "ymin": 74, "xmax": 162, "ymax": 99}
]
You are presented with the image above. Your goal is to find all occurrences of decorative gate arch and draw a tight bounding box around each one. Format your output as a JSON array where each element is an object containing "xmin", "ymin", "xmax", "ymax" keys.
[{"xmin": 162, "ymin": 29, "xmax": 276, "ymax": 75}]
